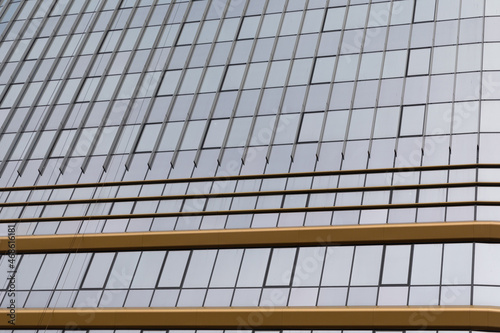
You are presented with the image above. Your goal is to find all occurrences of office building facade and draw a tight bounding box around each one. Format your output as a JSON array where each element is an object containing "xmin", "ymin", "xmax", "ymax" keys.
[{"xmin": 2, "ymin": 0, "xmax": 500, "ymax": 331}]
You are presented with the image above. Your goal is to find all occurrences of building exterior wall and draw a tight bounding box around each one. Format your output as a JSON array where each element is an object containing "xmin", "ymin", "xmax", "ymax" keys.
[{"xmin": 0, "ymin": 0, "xmax": 499, "ymax": 331}]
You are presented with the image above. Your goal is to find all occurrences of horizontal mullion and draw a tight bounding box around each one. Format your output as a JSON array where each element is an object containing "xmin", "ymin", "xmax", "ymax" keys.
[
  {"xmin": 0, "ymin": 306, "xmax": 498, "ymax": 330},
  {"xmin": 0, "ymin": 181, "xmax": 492, "ymax": 207},
  {"xmin": 0, "ymin": 201, "xmax": 491, "ymax": 223},
  {"xmin": 0, "ymin": 222, "xmax": 499, "ymax": 253},
  {"xmin": 0, "ymin": 163, "xmax": 492, "ymax": 192}
]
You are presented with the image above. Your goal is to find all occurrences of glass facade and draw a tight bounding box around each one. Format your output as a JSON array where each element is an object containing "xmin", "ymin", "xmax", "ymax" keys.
[{"xmin": 1, "ymin": 0, "xmax": 500, "ymax": 330}]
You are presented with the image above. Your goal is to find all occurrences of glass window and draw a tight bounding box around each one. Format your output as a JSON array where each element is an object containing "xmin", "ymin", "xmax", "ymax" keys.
[
  {"xmin": 266, "ymin": 248, "xmax": 297, "ymax": 286},
  {"xmin": 350, "ymin": 246, "xmax": 383, "ymax": 286},
  {"xmin": 312, "ymin": 57, "xmax": 335, "ymax": 83},
  {"xmin": 210, "ymin": 249, "xmax": 244, "ymax": 287},
  {"xmin": 183, "ymin": 250, "xmax": 217, "ymax": 288},
  {"xmin": 82, "ymin": 253, "xmax": 115, "ymax": 288},
  {"xmin": 158, "ymin": 251, "xmax": 189, "ymax": 287},
  {"xmin": 408, "ymin": 48, "xmax": 431, "ymax": 75},
  {"xmin": 381, "ymin": 245, "xmax": 411, "ymax": 284},
  {"xmin": 411, "ymin": 244, "xmax": 442, "ymax": 284}
]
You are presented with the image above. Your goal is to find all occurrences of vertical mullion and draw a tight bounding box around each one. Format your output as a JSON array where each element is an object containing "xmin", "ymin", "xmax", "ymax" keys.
[
  {"xmin": 105, "ymin": 0, "xmax": 180, "ymax": 172},
  {"xmin": 57, "ymin": 0, "xmax": 144, "ymax": 173},
  {"xmin": 0, "ymin": 0, "xmax": 86, "ymax": 177},
  {"xmin": 70, "ymin": 0, "xmax": 161, "ymax": 173},
  {"xmin": 34, "ymin": 0, "xmax": 122, "ymax": 176}
]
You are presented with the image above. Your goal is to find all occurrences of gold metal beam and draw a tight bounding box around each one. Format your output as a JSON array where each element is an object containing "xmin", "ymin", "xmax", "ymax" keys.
[
  {"xmin": 0, "ymin": 201, "xmax": 491, "ymax": 223},
  {"xmin": 0, "ymin": 181, "xmax": 496, "ymax": 208},
  {"xmin": 2, "ymin": 222, "xmax": 499, "ymax": 254},
  {"xmin": 1, "ymin": 306, "xmax": 500, "ymax": 330},
  {"xmin": 0, "ymin": 163, "xmax": 490, "ymax": 192}
]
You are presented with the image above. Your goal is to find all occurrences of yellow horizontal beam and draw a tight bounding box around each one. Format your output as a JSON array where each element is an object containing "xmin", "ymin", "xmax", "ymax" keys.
[
  {"xmin": 0, "ymin": 201, "xmax": 494, "ymax": 223},
  {"xmin": 0, "ymin": 162, "xmax": 491, "ymax": 192},
  {"xmin": 0, "ymin": 181, "xmax": 496, "ymax": 208},
  {"xmin": 1, "ymin": 306, "xmax": 500, "ymax": 330},
  {"xmin": 2, "ymin": 222, "xmax": 500, "ymax": 254}
]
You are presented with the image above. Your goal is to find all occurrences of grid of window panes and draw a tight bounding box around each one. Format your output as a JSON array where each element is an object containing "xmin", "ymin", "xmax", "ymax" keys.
[
  {"xmin": 4, "ymin": 243, "xmax": 500, "ymax": 308},
  {"xmin": 3, "ymin": 0, "xmax": 500, "ymax": 236}
]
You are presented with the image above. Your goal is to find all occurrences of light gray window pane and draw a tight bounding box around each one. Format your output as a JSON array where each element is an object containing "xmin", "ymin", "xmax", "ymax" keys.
[
  {"xmin": 57, "ymin": 253, "xmax": 92, "ymax": 290},
  {"xmin": 105, "ymin": 252, "xmax": 141, "ymax": 289},
  {"xmin": 259, "ymin": 13, "xmax": 280, "ymax": 38},
  {"xmin": 17, "ymin": 254, "xmax": 45, "ymax": 290},
  {"xmin": 458, "ymin": 43, "xmax": 482, "ymax": 72},
  {"xmin": 408, "ymin": 48, "xmax": 431, "ymax": 75},
  {"xmin": 475, "ymin": 244, "xmax": 500, "ymax": 285},
  {"xmin": 432, "ymin": 46, "xmax": 456, "ymax": 74},
  {"xmin": 281, "ymin": 11, "xmax": 301, "ymax": 35},
  {"xmin": 348, "ymin": 108, "xmax": 373, "ymax": 140},
  {"xmin": 180, "ymin": 120, "xmax": 206, "ymax": 150},
  {"xmin": 237, "ymin": 249, "xmax": 271, "ymax": 287},
  {"xmin": 289, "ymin": 58, "xmax": 313, "ymax": 85},
  {"xmin": 131, "ymin": 252, "xmax": 164, "ymax": 288},
  {"xmin": 437, "ymin": 0, "xmax": 459, "ymax": 20},
  {"xmin": 299, "ymin": 113, "xmax": 323, "ymax": 142},
  {"xmin": 411, "ymin": 244, "xmax": 442, "ymax": 285},
  {"xmin": 266, "ymin": 248, "xmax": 297, "ymax": 286},
  {"xmin": 484, "ymin": 43, "xmax": 500, "ymax": 70},
  {"xmin": 335, "ymin": 55, "xmax": 358, "ymax": 82},
  {"xmin": 381, "ymin": 245, "xmax": 410, "ymax": 285},
  {"xmin": 400, "ymin": 105, "xmax": 424, "ymax": 136},
  {"xmin": 312, "ymin": 57, "xmax": 335, "ymax": 83},
  {"xmin": 350, "ymin": 246, "xmax": 383, "ymax": 286},
  {"xmin": 33, "ymin": 253, "xmax": 68, "ymax": 290},
  {"xmin": 209, "ymin": 249, "xmax": 244, "ymax": 287},
  {"xmin": 183, "ymin": 250, "xmax": 217, "ymax": 288},
  {"xmin": 82, "ymin": 253, "xmax": 115, "ymax": 289},
  {"xmin": 292, "ymin": 247, "xmax": 325, "ymax": 287},
  {"xmin": 158, "ymin": 251, "xmax": 190, "ymax": 287},
  {"xmin": 442, "ymin": 244, "xmax": 472, "ymax": 285},
  {"xmin": 345, "ymin": 4, "xmax": 368, "ymax": 29},
  {"xmin": 324, "ymin": 7, "xmax": 346, "ymax": 31},
  {"xmin": 359, "ymin": 52, "xmax": 382, "ymax": 80},
  {"xmin": 158, "ymin": 70, "xmax": 181, "ymax": 95},
  {"xmin": 373, "ymin": 107, "xmax": 399, "ymax": 138},
  {"xmin": 222, "ymin": 64, "xmax": 245, "ymax": 90},
  {"xmin": 323, "ymin": 111, "xmax": 348, "ymax": 141},
  {"xmin": 302, "ymin": 9, "xmax": 323, "ymax": 33}
]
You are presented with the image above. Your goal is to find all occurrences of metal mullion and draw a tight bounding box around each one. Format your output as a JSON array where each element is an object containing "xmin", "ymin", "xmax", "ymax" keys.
[
  {"xmin": 421, "ymin": 0, "xmax": 445, "ymax": 159},
  {"xmin": 35, "ymin": 0, "xmax": 126, "ymax": 175},
  {"xmin": 0, "ymin": 0, "xmax": 31, "ymax": 61},
  {"xmin": 0, "ymin": 0, "xmax": 86, "ymax": 177},
  {"xmin": 475, "ymin": 0, "xmax": 486, "ymax": 221},
  {"xmin": 316, "ymin": 0, "xmax": 353, "ymax": 160},
  {"xmin": 265, "ymin": 0, "xmax": 310, "ymax": 163},
  {"xmin": 0, "ymin": 0, "xmax": 56, "ymax": 130},
  {"xmin": 289, "ymin": 4, "xmax": 331, "ymax": 162},
  {"xmin": 215, "ymin": 0, "xmax": 268, "ymax": 165},
  {"xmin": 392, "ymin": 0, "xmax": 419, "ymax": 170},
  {"xmin": 102, "ymin": 0, "xmax": 177, "ymax": 172},
  {"xmin": 65, "ymin": 0, "xmax": 161, "ymax": 174},
  {"xmin": 190, "ymin": 0, "xmax": 245, "ymax": 167},
  {"xmin": 150, "ymin": 0, "xmax": 224, "ymax": 169},
  {"xmin": 146, "ymin": 0, "xmax": 213, "ymax": 168},
  {"xmin": 57, "ymin": 0, "xmax": 144, "ymax": 174},
  {"xmin": 241, "ymin": 0, "xmax": 291, "ymax": 163},
  {"xmin": 118, "ymin": 0, "xmax": 190, "ymax": 170},
  {"xmin": 16, "ymin": 0, "xmax": 97, "ymax": 177},
  {"xmin": 339, "ymin": 0, "xmax": 374, "ymax": 161},
  {"xmin": 444, "ymin": 0, "xmax": 463, "ymax": 223}
]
